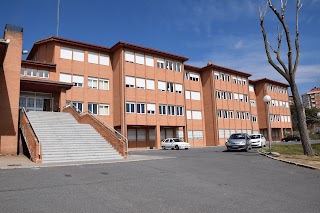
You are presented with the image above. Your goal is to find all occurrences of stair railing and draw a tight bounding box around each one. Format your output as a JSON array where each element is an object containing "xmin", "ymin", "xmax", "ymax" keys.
[
  {"xmin": 19, "ymin": 107, "xmax": 42, "ymax": 163},
  {"xmin": 62, "ymin": 104, "xmax": 128, "ymax": 157}
]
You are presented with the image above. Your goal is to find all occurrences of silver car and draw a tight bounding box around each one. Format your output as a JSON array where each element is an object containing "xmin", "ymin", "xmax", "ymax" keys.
[{"xmin": 225, "ymin": 133, "xmax": 252, "ymax": 151}]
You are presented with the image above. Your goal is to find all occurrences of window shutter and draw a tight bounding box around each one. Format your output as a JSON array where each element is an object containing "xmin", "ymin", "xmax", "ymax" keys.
[
  {"xmin": 100, "ymin": 54, "xmax": 110, "ymax": 65},
  {"xmin": 146, "ymin": 55, "xmax": 154, "ymax": 67},
  {"xmin": 135, "ymin": 53, "xmax": 145, "ymax": 65},
  {"xmin": 88, "ymin": 52, "xmax": 99, "ymax": 64},
  {"xmin": 125, "ymin": 51, "xmax": 134, "ymax": 62},
  {"xmin": 146, "ymin": 79, "xmax": 155, "ymax": 90},
  {"xmin": 136, "ymin": 78, "xmax": 145, "ymax": 88},
  {"xmin": 73, "ymin": 75, "xmax": 84, "ymax": 83},
  {"xmin": 60, "ymin": 73, "xmax": 72, "ymax": 83},
  {"xmin": 185, "ymin": 90, "xmax": 191, "ymax": 99},
  {"xmin": 60, "ymin": 47, "xmax": 72, "ymax": 59},
  {"xmin": 126, "ymin": 76, "xmax": 135, "ymax": 85},
  {"xmin": 73, "ymin": 49, "xmax": 84, "ymax": 61},
  {"xmin": 191, "ymin": 91, "xmax": 200, "ymax": 100},
  {"xmin": 158, "ymin": 81, "xmax": 166, "ymax": 90}
]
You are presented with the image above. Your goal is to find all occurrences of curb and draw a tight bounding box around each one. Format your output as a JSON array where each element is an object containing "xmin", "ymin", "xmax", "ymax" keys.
[{"xmin": 258, "ymin": 150, "xmax": 319, "ymax": 170}]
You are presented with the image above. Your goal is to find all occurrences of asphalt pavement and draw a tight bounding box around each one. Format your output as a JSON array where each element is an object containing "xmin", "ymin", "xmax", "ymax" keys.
[{"xmin": 0, "ymin": 146, "xmax": 319, "ymax": 213}]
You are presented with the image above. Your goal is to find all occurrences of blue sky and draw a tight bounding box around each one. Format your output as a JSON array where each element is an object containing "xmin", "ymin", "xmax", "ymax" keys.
[{"xmin": 1, "ymin": 0, "xmax": 319, "ymax": 94}]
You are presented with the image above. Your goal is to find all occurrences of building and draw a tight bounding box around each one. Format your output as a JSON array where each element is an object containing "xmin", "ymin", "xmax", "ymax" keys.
[
  {"xmin": 250, "ymin": 78, "xmax": 292, "ymax": 141},
  {"xmin": 302, "ymin": 87, "xmax": 320, "ymax": 109},
  {"xmin": 0, "ymin": 24, "xmax": 293, "ymax": 156},
  {"xmin": 289, "ymin": 95, "xmax": 294, "ymax": 106}
]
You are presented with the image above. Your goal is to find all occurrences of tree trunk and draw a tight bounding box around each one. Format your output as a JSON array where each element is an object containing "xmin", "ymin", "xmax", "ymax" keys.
[{"xmin": 290, "ymin": 81, "xmax": 314, "ymax": 156}]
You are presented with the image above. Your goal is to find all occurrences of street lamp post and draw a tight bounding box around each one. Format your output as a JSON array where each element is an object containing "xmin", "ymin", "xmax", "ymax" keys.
[{"xmin": 263, "ymin": 95, "xmax": 272, "ymax": 154}]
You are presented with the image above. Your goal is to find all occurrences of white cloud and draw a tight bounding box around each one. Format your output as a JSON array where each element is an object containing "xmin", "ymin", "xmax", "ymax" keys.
[{"xmin": 234, "ymin": 40, "xmax": 244, "ymax": 49}]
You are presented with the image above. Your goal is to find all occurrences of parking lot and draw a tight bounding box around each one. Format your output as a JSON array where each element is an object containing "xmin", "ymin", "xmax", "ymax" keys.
[{"xmin": 1, "ymin": 146, "xmax": 320, "ymax": 213}]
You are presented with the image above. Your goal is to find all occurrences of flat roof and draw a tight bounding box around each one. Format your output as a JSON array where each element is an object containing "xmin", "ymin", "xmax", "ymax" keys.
[{"xmin": 21, "ymin": 60, "xmax": 56, "ymax": 69}]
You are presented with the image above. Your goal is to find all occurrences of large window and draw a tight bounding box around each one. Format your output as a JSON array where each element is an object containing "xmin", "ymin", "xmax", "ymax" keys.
[
  {"xmin": 126, "ymin": 76, "xmax": 135, "ymax": 88},
  {"xmin": 189, "ymin": 73, "xmax": 199, "ymax": 82},
  {"xmin": 159, "ymin": 105, "xmax": 166, "ymax": 115},
  {"xmin": 27, "ymin": 69, "xmax": 37, "ymax": 77},
  {"xmin": 73, "ymin": 75, "xmax": 84, "ymax": 87},
  {"xmin": 99, "ymin": 79, "xmax": 109, "ymax": 90},
  {"xmin": 191, "ymin": 91, "xmax": 201, "ymax": 100},
  {"xmin": 192, "ymin": 111, "xmax": 202, "ymax": 120},
  {"xmin": 167, "ymin": 82, "xmax": 174, "ymax": 92},
  {"xmin": 88, "ymin": 103, "xmax": 98, "ymax": 115},
  {"xmin": 175, "ymin": 62, "xmax": 181, "ymax": 72},
  {"xmin": 147, "ymin": 103, "xmax": 156, "ymax": 114},
  {"xmin": 187, "ymin": 110, "xmax": 192, "ymax": 119},
  {"xmin": 168, "ymin": 105, "xmax": 175, "ymax": 115},
  {"xmin": 73, "ymin": 49, "xmax": 84, "ymax": 62},
  {"xmin": 100, "ymin": 54, "xmax": 110, "ymax": 66},
  {"xmin": 72, "ymin": 102, "xmax": 83, "ymax": 113},
  {"xmin": 177, "ymin": 106, "xmax": 184, "ymax": 116},
  {"xmin": 125, "ymin": 51, "xmax": 134, "ymax": 63},
  {"xmin": 146, "ymin": 55, "xmax": 154, "ymax": 67},
  {"xmin": 88, "ymin": 52, "xmax": 99, "ymax": 64},
  {"xmin": 146, "ymin": 79, "xmax": 155, "ymax": 90},
  {"xmin": 60, "ymin": 47, "xmax": 72, "ymax": 60},
  {"xmin": 193, "ymin": 131, "xmax": 203, "ymax": 139},
  {"xmin": 166, "ymin": 60, "xmax": 173, "ymax": 70},
  {"xmin": 175, "ymin": 84, "xmax": 182, "ymax": 94},
  {"xmin": 99, "ymin": 104, "xmax": 110, "ymax": 115},
  {"xmin": 136, "ymin": 78, "xmax": 146, "ymax": 89},
  {"xmin": 135, "ymin": 53, "xmax": 145, "ymax": 65},
  {"xmin": 38, "ymin": 70, "xmax": 49, "ymax": 78},
  {"xmin": 185, "ymin": 90, "xmax": 191, "ymax": 99},
  {"xmin": 126, "ymin": 102, "xmax": 135, "ymax": 113},
  {"xmin": 137, "ymin": 103, "xmax": 146, "ymax": 114},
  {"xmin": 88, "ymin": 77, "xmax": 98, "ymax": 89},
  {"xmin": 60, "ymin": 73, "xmax": 72, "ymax": 83},
  {"xmin": 157, "ymin": 59, "xmax": 164, "ymax": 69},
  {"xmin": 158, "ymin": 81, "xmax": 166, "ymax": 92}
]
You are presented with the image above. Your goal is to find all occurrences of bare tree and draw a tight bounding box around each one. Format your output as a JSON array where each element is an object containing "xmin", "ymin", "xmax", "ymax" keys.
[{"xmin": 259, "ymin": 0, "xmax": 314, "ymax": 156}]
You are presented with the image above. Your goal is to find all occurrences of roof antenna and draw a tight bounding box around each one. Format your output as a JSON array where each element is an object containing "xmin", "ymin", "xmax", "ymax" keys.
[{"xmin": 57, "ymin": 0, "xmax": 60, "ymax": 37}]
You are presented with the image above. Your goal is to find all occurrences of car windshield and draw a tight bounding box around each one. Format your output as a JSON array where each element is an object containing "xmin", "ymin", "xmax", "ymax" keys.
[
  {"xmin": 250, "ymin": 135, "xmax": 260, "ymax": 139},
  {"xmin": 229, "ymin": 134, "xmax": 246, "ymax": 139},
  {"xmin": 173, "ymin": 138, "xmax": 182, "ymax": 142}
]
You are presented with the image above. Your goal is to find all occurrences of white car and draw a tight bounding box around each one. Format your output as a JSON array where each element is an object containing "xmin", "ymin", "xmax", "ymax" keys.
[
  {"xmin": 249, "ymin": 134, "xmax": 266, "ymax": 148},
  {"xmin": 161, "ymin": 138, "xmax": 191, "ymax": 150}
]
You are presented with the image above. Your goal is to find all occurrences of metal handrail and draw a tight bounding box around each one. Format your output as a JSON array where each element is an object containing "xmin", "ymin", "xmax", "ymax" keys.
[
  {"xmin": 65, "ymin": 104, "xmax": 128, "ymax": 154},
  {"xmin": 20, "ymin": 107, "xmax": 41, "ymax": 158}
]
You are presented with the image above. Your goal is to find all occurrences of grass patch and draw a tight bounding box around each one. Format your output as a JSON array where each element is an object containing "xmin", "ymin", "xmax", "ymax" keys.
[{"xmin": 262, "ymin": 144, "xmax": 320, "ymax": 156}]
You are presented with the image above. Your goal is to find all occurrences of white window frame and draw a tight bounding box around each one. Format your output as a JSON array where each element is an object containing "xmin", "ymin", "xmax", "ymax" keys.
[
  {"xmin": 126, "ymin": 76, "xmax": 135, "ymax": 88},
  {"xmin": 158, "ymin": 81, "xmax": 166, "ymax": 92},
  {"xmin": 166, "ymin": 60, "xmax": 173, "ymax": 70},
  {"xmin": 146, "ymin": 79, "xmax": 155, "ymax": 90},
  {"xmin": 157, "ymin": 58, "xmax": 164, "ymax": 69},
  {"xmin": 126, "ymin": 102, "xmax": 135, "ymax": 113},
  {"xmin": 99, "ymin": 54, "xmax": 110, "ymax": 66},
  {"xmin": 159, "ymin": 104, "xmax": 167, "ymax": 115},
  {"xmin": 125, "ymin": 51, "xmax": 134, "ymax": 63},
  {"xmin": 73, "ymin": 75, "xmax": 84, "ymax": 87},
  {"xmin": 99, "ymin": 79, "xmax": 109, "ymax": 90},
  {"xmin": 88, "ymin": 52, "xmax": 99, "ymax": 64},
  {"xmin": 175, "ymin": 84, "xmax": 183, "ymax": 94},
  {"xmin": 135, "ymin": 53, "xmax": 145, "ymax": 65},
  {"xmin": 147, "ymin": 103, "xmax": 156, "ymax": 115},
  {"xmin": 73, "ymin": 49, "xmax": 84, "ymax": 62},
  {"xmin": 136, "ymin": 78, "xmax": 146, "ymax": 89},
  {"xmin": 99, "ymin": 104, "xmax": 110, "ymax": 115},
  {"xmin": 60, "ymin": 47, "xmax": 72, "ymax": 60},
  {"xmin": 146, "ymin": 55, "xmax": 154, "ymax": 67},
  {"xmin": 176, "ymin": 106, "xmax": 184, "ymax": 116},
  {"xmin": 191, "ymin": 91, "xmax": 201, "ymax": 100},
  {"xmin": 137, "ymin": 103, "xmax": 146, "ymax": 114},
  {"xmin": 88, "ymin": 77, "xmax": 98, "ymax": 89},
  {"xmin": 88, "ymin": 103, "xmax": 98, "ymax": 115},
  {"xmin": 168, "ymin": 105, "xmax": 175, "ymax": 115}
]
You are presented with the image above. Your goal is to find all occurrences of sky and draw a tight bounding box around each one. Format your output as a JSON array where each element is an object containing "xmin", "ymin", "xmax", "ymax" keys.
[{"xmin": 1, "ymin": 0, "xmax": 319, "ymax": 95}]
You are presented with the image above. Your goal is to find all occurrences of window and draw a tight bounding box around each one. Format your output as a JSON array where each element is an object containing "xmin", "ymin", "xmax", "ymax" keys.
[
  {"xmin": 191, "ymin": 91, "xmax": 201, "ymax": 100},
  {"xmin": 239, "ymin": 94, "xmax": 244, "ymax": 102},
  {"xmin": 126, "ymin": 102, "xmax": 135, "ymax": 113},
  {"xmin": 234, "ymin": 93, "xmax": 239, "ymax": 101},
  {"xmin": 216, "ymin": 90, "xmax": 221, "ymax": 99},
  {"xmin": 223, "ymin": 110, "xmax": 228, "ymax": 119},
  {"xmin": 185, "ymin": 90, "xmax": 191, "ymax": 99},
  {"xmin": 177, "ymin": 106, "xmax": 184, "ymax": 116},
  {"xmin": 146, "ymin": 79, "xmax": 155, "ymax": 90},
  {"xmin": 158, "ymin": 81, "xmax": 166, "ymax": 91},
  {"xmin": 60, "ymin": 47, "xmax": 72, "ymax": 60},
  {"xmin": 185, "ymin": 71, "xmax": 189, "ymax": 79},
  {"xmin": 238, "ymin": 78, "xmax": 242, "ymax": 85},
  {"xmin": 236, "ymin": 111, "xmax": 241, "ymax": 119},
  {"xmin": 146, "ymin": 55, "xmax": 154, "ymax": 67},
  {"xmin": 229, "ymin": 111, "xmax": 234, "ymax": 119},
  {"xmin": 244, "ymin": 95, "xmax": 248, "ymax": 102},
  {"xmin": 175, "ymin": 62, "xmax": 181, "ymax": 72},
  {"xmin": 227, "ymin": 92, "xmax": 232, "ymax": 100},
  {"xmin": 241, "ymin": 112, "xmax": 246, "ymax": 120},
  {"xmin": 60, "ymin": 73, "xmax": 72, "ymax": 83},
  {"xmin": 220, "ymin": 73, "xmax": 225, "ymax": 81},
  {"xmin": 167, "ymin": 82, "xmax": 174, "ymax": 92},
  {"xmin": 88, "ymin": 52, "xmax": 99, "ymax": 64},
  {"xmin": 137, "ymin": 103, "xmax": 146, "ymax": 114},
  {"xmin": 126, "ymin": 76, "xmax": 135, "ymax": 88},
  {"xmin": 88, "ymin": 103, "xmax": 98, "ymax": 115},
  {"xmin": 159, "ymin": 105, "xmax": 166, "ymax": 115},
  {"xmin": 136, "ymin": 78, "xmax": 146, "ymax": 89},
  {"xmin": 187, "ymin": 110, "xmax": 192, "ymax": 119},
  {"xmin": 218, "ymin": 129, "xmax": 225, "ymax": 139},
  {"xmin": 249, "ymin": 85, "xmax": 254, "ymax": 92},
  {"xmin": 246, "ymin": 112, "xmax": 250, "ymax": 120},
  {"xmin": 137, "ymin": 129, "xmax": 146, "ymax": 141},
  {"xmin": 214, "ymin": 72, "xmax": 219, "ymax": 80},
  {"xmin": 242, "ymin": 79, "xmax": 246, "ymax": 85},
  {"xmin": 188, "ymin": 131, "xmax": 193, "ymax": 139},
  {"xmin": 100, "ymin": 54, "xmax": 110, "ymax": 66},
  {"xmin": 193, "ymin": 131, "xmax": 203, "ymax": 139},
  {"xmin": 27, "ymin": 69, "xmax": 37, "ymax": 77},
  {"xmin": 72, "ymin": 102, "xmax": 83, "ymax": 113},
  {"xmin": 73, "ymin": 49, "xmax": 84, "ymax": 62},
  {"xmin": 147, "ymin": 103, "xmax": 156, "ymax": 114},
  {"xmin": 175, "ymin": 84, "xmax": 182, "ymax": 94},
  {"xmin": 192, "ymin": 111, "xmax": 202, "ymax": 120},
  {"xmin": 73, "ymin": 75, "xmax": 84, "ymax": 87},
  {"xmin": 20, "ymin": 68, "xmax": 25, "ymax": 76},
  {"xmin": 221, "ymin": 91, "xmax": 227, "ymax": 100},
  {"xmin": 177, "ymin": 130, "xmax": 184, "ymax": 139},
  {"xmin": 99, "ymin": 104, "xmax": 110, "ymax": 115},
  {"xmin": 250, "ymin": 100, "xmax": 256, "ymax": 107},
  {"xmin": 168, "ymin": 105, "xmax": 175, "ymax": 115},
  {"xmin": 189, "ymin": 72, "xmax": 200, "ymax": 81},
  {"xmin": 166, "ymin": 60, "xmax": 173, "ymax": 70},
  {"xmin": 226, "ymin": 74, "xmax": 230, "ymax": 82},
  {"xmin": 125, "ymin": 51, "xmax": 134, "ymax": 63},
  {"xmin": 275, "ymin": 100, "xmax": 279, "ymax": 107},
  {"xmin": 157, "ymin": 58, "xmax": 164, "ymax": 68},
  {"xmin": 38, "ymin": 70, "xmax": 49, "ymax": 78},
  {"xmin": 128, "ymin": 129, "xmax": 136, "ymax": 141},
  {"xmin": 232, "ymin": 76, "xmax": 237, "ymax": 84},
  {"xmin": 135, "ymin": 53, "xmax": 145, "ymax": 65},
  {"xmin": 217, "ymin": 109, "xmax": 222, "ymax": 118},
  {"xmin": 99, "ymin": 79, "xmax": 109, "ymax": 90},
  {"xmin": 88, "ymin": 77, "xmax": 98, "ymax": 89}
]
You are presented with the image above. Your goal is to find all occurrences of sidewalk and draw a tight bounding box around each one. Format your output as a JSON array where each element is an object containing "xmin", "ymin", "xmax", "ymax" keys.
[{"xmin": 0, "ymin": 154, "xmax": 174, "ymax": 170}]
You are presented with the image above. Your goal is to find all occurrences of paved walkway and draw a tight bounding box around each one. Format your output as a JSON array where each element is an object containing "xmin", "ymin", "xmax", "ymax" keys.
[{"xmin": 0, "ymin": 154, "xmax": 174, "ymax": 170}]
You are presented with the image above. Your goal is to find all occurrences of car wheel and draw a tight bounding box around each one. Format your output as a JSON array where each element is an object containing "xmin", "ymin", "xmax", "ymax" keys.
[
  {"xmin": 185, "ymin": 148, "xmax": 189, "ymax": 150},
  {"xmin": 171, "ymin": 148, "xmax": 174, "ymax": 150},
  {"xmin": 175, "ymin": 145, "xmax": 179, "ymax": 150},
  {"xmin": 162, "ymin": 146, "xmax": 166, "ymax": 150},
  {"xmin": 295, "ymin": 139, "xmax": 298, "ymax": 142}
]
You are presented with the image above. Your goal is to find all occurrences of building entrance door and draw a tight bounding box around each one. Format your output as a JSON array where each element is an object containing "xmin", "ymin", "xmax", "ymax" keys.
[{"xmin": 19, "ymin": 92, "xmax": 52, "ymax": 111}]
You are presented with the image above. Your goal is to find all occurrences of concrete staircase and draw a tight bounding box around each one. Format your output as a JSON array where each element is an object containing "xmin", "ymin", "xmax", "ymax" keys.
[{"xmin": 26, "ymin": 111, "xmax": 123, "ymax": 163}]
